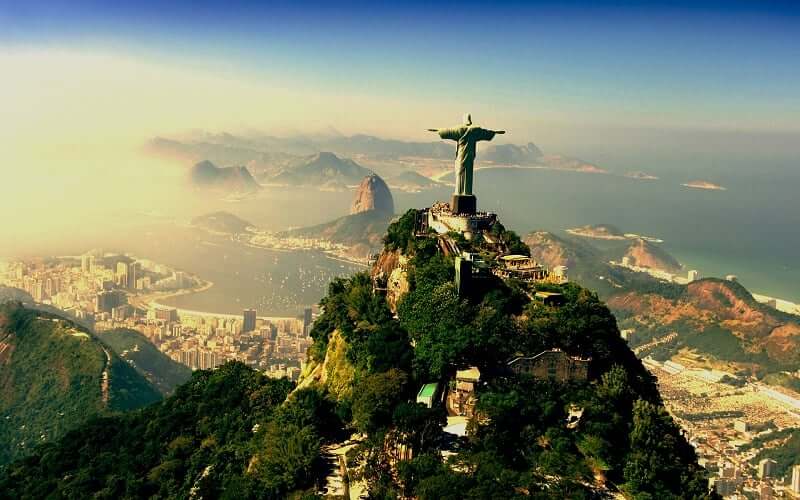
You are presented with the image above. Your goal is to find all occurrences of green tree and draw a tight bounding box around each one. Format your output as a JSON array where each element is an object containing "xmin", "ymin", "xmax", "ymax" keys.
[{"xmin": 351, "ymin": 369, "xmax": 409, "ymax": 434}]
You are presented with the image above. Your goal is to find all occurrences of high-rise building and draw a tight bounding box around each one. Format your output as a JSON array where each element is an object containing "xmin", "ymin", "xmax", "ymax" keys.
[
  {"xmin": 81, "ymin": 254, "xmax": 92, "ymax": 273},
  {"xmin": 243, "ymin": 309, "xmax": 257, "ymax": 333},
  {"xmin": 688, "ymin": 269, "xmax": 700, "ymax": 282},
  {"xmin": 269, "ymin": 323, "xmax": 278, "ymax": 341},
  {"xmin": 111, "ymin": 304, "xmax": 131, "ymax": 321},
  {"xmin": 154, "ymin": 307, "xmax": 178, "ymax": 323},
  {"xmin": 791, "ymin": 464, "xmax": 800, "ymax": 494},
  {"xmin": 116, "ymin": 262, "xmax": 129, "ymax": 288},
  {"xmin": 303, "ymin": 307, "xmax": 313, "ymax": 335},
  {"xmin": 128, "ymin": 262, "xmax": 140, "ymax": 289},
  {"xmin": 96, "ymin": 290, "xmax": 126, "ymax": 313},
  {"xmin": 758, "ymin": 458, "xmax": 776, "ymax": 480}
]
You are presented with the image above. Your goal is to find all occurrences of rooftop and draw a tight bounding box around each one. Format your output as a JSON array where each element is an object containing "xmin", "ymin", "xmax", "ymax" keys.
[
  {"xmin": 456, "ymin": 366, "xmax": 481, "ymax": 382},
  {"xmin": 500, "ymin": 254, "xmax": 531, "ymax": 262},
  {"xmin": 418, "ymin": 382, "xmax": 439, "ymax": 399}
]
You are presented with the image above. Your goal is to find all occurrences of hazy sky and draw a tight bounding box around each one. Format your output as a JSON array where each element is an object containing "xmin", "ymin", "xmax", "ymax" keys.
[
  {"xmin": 2, "ymin": 0, "xmax": 799, "ymax": 142},
  {"xmin": 1, "ymin": 0, "xmax": 798, "ymax": 255}
]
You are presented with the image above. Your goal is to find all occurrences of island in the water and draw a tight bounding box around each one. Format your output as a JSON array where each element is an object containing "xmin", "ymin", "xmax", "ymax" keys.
[
  {"xmin": 625, "ymin": 171, "xmax": 659, "ymax": 180},
  {"xmin": 682, "ymin": 180, "xmax": 727, "ymax": 191},
  {"xmin": 566, "ymin": 224, "xmax": 664, "ymax": 243},
  {"xmin": 566, "ymin": 223, "xmax": 627, "ymax": 240}
]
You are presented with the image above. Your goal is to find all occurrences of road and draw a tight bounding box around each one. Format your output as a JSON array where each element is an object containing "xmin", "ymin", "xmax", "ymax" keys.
[
  {"xmin": 633, "ymin": 332, "xmax": 677, "ymax": 356},
  {"xmin": 100, "ymin": 346, "xmax": 112, "ymax": 405}
]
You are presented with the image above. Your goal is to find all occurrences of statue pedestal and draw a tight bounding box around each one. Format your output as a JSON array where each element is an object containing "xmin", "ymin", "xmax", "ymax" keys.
[{"xmin": 451, "ymin": 194, "xmax": 476, "ymax": 215}]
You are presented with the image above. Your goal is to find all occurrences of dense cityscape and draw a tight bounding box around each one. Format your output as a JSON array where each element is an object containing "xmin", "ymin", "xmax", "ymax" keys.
[{"xmin": 0, "ymin": 253, "xmax": 314, "ymax": 380}]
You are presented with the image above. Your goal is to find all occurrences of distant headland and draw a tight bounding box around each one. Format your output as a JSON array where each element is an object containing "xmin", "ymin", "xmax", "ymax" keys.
[{"xmin": 681, "ymin": 180, "xmax": 726, "ymax": 191}]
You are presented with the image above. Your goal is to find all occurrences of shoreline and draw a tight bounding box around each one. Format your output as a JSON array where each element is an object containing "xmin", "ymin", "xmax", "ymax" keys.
[
  {"xmin": 148, "ymin": 298, "xmax": 298, "ymax": 322},
  {"xmin": 141, "ymin": 235, "xmax": 366, "ymax": 319}
]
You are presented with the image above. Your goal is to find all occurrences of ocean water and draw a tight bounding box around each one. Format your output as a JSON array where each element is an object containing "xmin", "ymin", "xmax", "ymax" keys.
[{"xmin": 118, "ymin": 225, "xmax": 362, "ymax": 317}]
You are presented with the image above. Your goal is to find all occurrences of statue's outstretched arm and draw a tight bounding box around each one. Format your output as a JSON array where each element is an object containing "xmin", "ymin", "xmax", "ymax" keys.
[
  {"xmin": 493, "ymin": 130, "xmax": 506, "ymax": 134},
  {"xmin": 426, "ymin": 129, "xmax": 438, "ymax": 132}
]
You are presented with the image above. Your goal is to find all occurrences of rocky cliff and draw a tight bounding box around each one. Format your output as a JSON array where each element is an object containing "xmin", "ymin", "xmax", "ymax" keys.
[
  {"xmin": 371, "ymin": 248, "xmax": 410, "ymax": 313},
  {"xmin": 350, "ymin": 174, "xmax": 394, "ymax": 215},
  {"xmin": 609, "ymin": 279, "xmax": 800, "ymax": 367},
  {"xmin": 622, "ymin": 238, "xmax": 682, "ymax": 273},
  {"xmin": 294, "ymin": 329, "xmax": 355, "ymax": 401}
]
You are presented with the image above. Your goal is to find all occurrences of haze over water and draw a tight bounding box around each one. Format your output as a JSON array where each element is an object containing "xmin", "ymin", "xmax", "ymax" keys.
[{"xmin": 139, "ymin": 155, "xmax": 800, "ymax": 314}]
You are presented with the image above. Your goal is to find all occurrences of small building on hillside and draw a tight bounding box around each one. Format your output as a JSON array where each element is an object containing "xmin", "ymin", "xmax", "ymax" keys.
[
  {"xmin": 534, "ymin": 291, "xmax": 565, "ymax": 307},
  {"xmin": 455, "ymin": 252, "xmax": 492, "ymax": 296},
  {"xmin": 494, "ymin": 255, "xmax": 549, "ymax": 282},
  {"xmin": 447, "ymin": 367, "xmax": 481, "ymax": 417},
  {"xmin": 426, "ymin": 202, "xmax": 497, "ymax": 240},
  {"xmin": 551, "ymin": 265, "xmax": 569, "ymax": 284},
  {"xmin": 416, "ymin": 382, "xmax": 441, "ymax": 408},
  {"xmin": 507, "ymin": 349, "xmax": 590, "ymax": 382}
]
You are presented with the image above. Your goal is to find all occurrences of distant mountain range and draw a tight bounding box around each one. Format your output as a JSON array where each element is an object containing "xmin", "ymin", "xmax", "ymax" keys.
[
  {"xmin": 0, "ymin": 303, "xmax": 161, "ymax": 465},
  {"xmin": 268, "ymin": 152, "xmax": 373, "ymax": 188},
  {"xmin": 148, "ymin": 131, "xmax": 551, "ymax": 168},
  {"xmin": 189, "ymin": 160, "xmax": 260, "ymax": 193},
  {"xmin": 386, "ymin": 170, "xmax": 443, "ymax": 191},
  {"xmin": 483, "ymin": 142, "xmax": 544, "ymax": 164}
]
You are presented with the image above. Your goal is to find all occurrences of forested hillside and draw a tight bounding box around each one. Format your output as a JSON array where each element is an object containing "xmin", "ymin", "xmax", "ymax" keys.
[
  {"xmin": 99, "ymin": 328, "xmax": 192, "ymax": 395},
  {"xmin": 0, "ymin": 303, "xmax": 160, "ymax": 465}
]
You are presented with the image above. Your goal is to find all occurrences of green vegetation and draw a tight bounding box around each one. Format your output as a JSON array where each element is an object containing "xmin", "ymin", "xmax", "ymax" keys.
[
  {"xmin": 99, "ymin": 328, "xmax": 192, "ymax": 394},
  {"xmin": 345, "ymin": 216, "xmax": 713, "ymax": 498},
  {"xmin": 682, "ymin": 326, "xmax": 753, "ymax": 363},
  {"xmin": 488, "ymin": 221, "xmax": 530, "ymax": 256},
  {"xmin": 0, "ymin": 362, "xmax": 343, "ymax": 499},
  {"xmin": 0, "ymin": 303, "xmax": 161, "ymax": 465},
  {"xmin": 384, "ymin": 208, "xmax": 419, "ymax": 253},
  {"xmin": 762, "ymin": 372, "xmax": 800, "ymax": 392},
  {"xmin": 740, "ymin": 426, "xmax": 795, "ymax": 451},
  {"xmin": 751, "ymin": 428, "xmax": 800, "ymax": 480},
  {"xmin": 637, "ymin": 323, "xmax": 782, "ymax": 371}
]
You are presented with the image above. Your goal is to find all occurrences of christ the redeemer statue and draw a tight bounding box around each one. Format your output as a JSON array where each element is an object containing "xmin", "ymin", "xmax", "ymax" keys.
[{"xmin": 428, "ymin": 113, "xmax": 504, "ymax": 215}]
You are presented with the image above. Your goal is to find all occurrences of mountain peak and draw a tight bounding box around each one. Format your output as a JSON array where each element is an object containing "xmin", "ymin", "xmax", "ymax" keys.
[
  {"xmin": 315, "ymin": 151, "xmax": 339, "ymax": 161},
  {"xmin": 350, "ymin": 174, "xmax": 394, "ymax": 215},
  {"xmin": 189, "ymin": 160, "xmax": 260, "ymax": 193}
]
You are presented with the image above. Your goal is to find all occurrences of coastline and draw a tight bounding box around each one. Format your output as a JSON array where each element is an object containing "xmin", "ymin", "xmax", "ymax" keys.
[
  {"xmin": 148, "ymin": 298, "xmax": 298, "ymax": 322},
  {"xmin": 136, "ymin": 233, "xmax": 366, "ymax": 319}
]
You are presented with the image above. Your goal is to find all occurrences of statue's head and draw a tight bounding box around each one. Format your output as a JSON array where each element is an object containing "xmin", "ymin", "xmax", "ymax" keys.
[{"xmin": 463, "ymin": 113, "xmax": 472, "ymax": 126}]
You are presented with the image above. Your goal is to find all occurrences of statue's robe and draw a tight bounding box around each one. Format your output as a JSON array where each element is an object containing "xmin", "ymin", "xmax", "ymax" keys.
[{"xmin": 437, "ymin": 126, "xmax": 497, "ymax": 195}]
